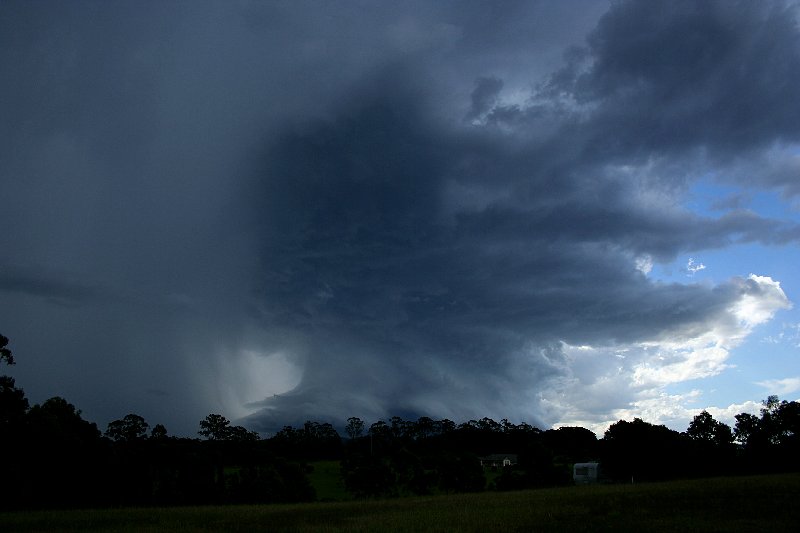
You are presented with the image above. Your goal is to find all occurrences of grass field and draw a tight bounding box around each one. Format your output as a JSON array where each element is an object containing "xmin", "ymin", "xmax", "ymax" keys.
[
  {"xmin": 2, "ymin": 473, "xmax": 799, "ymax": 532},
  {"xmin": 307, "ymin": 461, "xmax": 350, "ymax": 501}
]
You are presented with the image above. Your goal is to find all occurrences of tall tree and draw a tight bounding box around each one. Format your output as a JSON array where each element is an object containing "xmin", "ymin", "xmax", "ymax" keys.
[
  {"xmin": 226, "ymin": 425, "xmax": 260, "ymax": 442},
  {"xmin": 27, "ymin": 397, "xmax": 101, "ymax": 443},
  {"xmin": 602, "ymin": 418, "xmax": 688, "ymax": 482},
  {"xmin": 0, "ymin": 333, "xmax": 14, "ymax": 365},
  {"xmin": 0, "ymin": 333, "xmax": 28, "ymax": 429},
  {"xmin": 23, "ymin": 397, "xmax": 106, "ymax": 506},
  {"xmin": 686, "ymin": 410, "xmax": 733, "ymax": 446},
  {"xmin": 198, "ymin": 414, "xmax": 232, "ymax": 440},
  {"xmin": 684, "ymin": 410, "xmax": 735, "ymax": 477},
  {"xmin": 734, "ymin": 396, "xmax": 800, "ymax": 472},
  {"xmin": 345, "ymin": 417, "xmax": 365, "ymax": 440},
  {"xmin": 776, "ymin": 401, "xmax": 800, "ymax": 443},
  {"xmin": 415, "ymin": 416, "xmax": 435, "ymax": 439},
  {"xmin": 734, "ymin": 412, "xmax": 761, "ymax": 447},
  {"xmin": 198, "ymin": 413, "xmax": 258, "ymax": 441},
  {"xmin": 150, "ymin": 423, "xmax": 169, "ymax": 440},
  {"xmin": 106, "ymin": 413, "xmax": 150, "ymax": 442},
  {"xmin": 0, "ymin": 375, "xmax": 28, "ymax": 428}
]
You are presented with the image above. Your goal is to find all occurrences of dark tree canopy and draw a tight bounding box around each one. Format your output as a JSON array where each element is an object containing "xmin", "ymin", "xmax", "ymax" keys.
[
  {"xmin": 734, "ymin": 412, "xmax": 761, "ymax": 447},
  {"xmin": 0, "ymin": 375, "xmax": 28, "ymax": 428},
  {"xmin": 602, "ymin": 418, "xmax": 688, "ymax": 482},
  {"xmin": 227, "ymin": 424, "xmax": 260, "ymax": 442},
  {"xmin": 0, "ymin": 333, "xmax": 14, "ymax": 365},
  {"xmin": 686, "ymin": 410, "xmax": 734, "ymax": 446},
  {"xmin": 198, "ymin": 413, "xmax": 259, "ymax": 441},
  {"xmin": 27, "ymin": 396, "xmax": 101, "ymax": 444},
  {"xmin": 345, "ymin": 417, "xmax": 365, "ymax": 440},
  {"xmin": 106, "ymin": 413, "xmax": 150, "ymax": 442},
  {"xmin": 735, "ymin": 396, "xmax": 800, "ymax": 450},
  {"xmin": 150, "ymin": 423, "xmax": 169, "ymax": 440},
  {"xmin": 0, "ymin": 334, "xmax": 28, "ymax": 431},
  {"xmin": 198, "ymin": 413, "xmax": 231, "ymax": 440}
]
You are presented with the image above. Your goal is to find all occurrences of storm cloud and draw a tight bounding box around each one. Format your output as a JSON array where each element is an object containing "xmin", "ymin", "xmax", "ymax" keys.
[{"xmin": 1, "ymin": 0, "xmax": 798, "ymax": 435}]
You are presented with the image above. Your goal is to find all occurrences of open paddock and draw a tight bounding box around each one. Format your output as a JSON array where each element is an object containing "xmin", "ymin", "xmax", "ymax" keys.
[{"xmin": 2, "ymin": 473, "xmax": 798, "ymax": 532}]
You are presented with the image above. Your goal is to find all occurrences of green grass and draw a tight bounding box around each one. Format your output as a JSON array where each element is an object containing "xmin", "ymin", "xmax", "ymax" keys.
[
  {"xmin": 308, "ymin": 461, "xmax": 350, "ymax": 501},
  {"xmin": 3, "ymin": 474, "xmax": 799, "ymax": 532}
]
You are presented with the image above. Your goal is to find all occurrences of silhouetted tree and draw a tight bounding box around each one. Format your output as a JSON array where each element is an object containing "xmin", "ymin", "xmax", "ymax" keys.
[
  {"xmin": 734, "ymin": 397, "xmax": 794, "ymax": 450},
  {"xmin": 760, "ymin": 395, "xmax": 783, "ymax": 445},
  {"xmin": 198, "ymin": 413, "xmax": 259, "ymax": 442},
  {"xmin": 684, "ymin": 410, "xmax": 735, "ymax": 477},
  {"xmin": 759, "ymin": 396, "xmax": 800, "ymax": 449},
  {"xmin": 391, "ymin": 416, "xmax": 411, "ymax": 440},
  {"xmin": 27, "ymin": 396, "xmax": 101, "ymax": 444},
  {"xmin": 776, "ymin": 400, "xmax": 800, "ymax": 444},
  {"xmin": 0, "ymin": 375, "xmax": 28, "ymax": 429},
  {"xmin": 150, "ymin": 423, "xmax": 169, "ymax": 440},
  {"xmin": 199, "ymin": 414, "xmax": 232, "ymax": 440},
  {"xmin": 0, "ymin": 333, "xmax": 27, "ymax": 428},
  {"xmin": 0, "ymin": 334, "xmax": 29, "ymax": 510},
  {"xmin": 0, "ymin": 333, "xmax": 14, "ymax": 365},
  {"xmin": 439, "ymin": 418, "xmax": 456, "ymax": 434},
  {"xmin": 269, "ymin": 421, "xmax": 340, "ymax": 459},
  {"xmin": 734, "ymin": 412, "xmax": 761, "ymax": 446},
  {"xmin": 734, "ymin": 397, "xmax": 800, "ymax": 473},
  {"xmin": 106, "ymin": 413, "xmax": 150, "ymax": 442},
  {"xmin": 345, "ymin": 416, "xmax": 365, "ymax": 440},
  {"xmin": 686, "ymin": 410, "xmax": 734, "ymax": 446},
  {"xmin": 415, "ymin": 416, "xmax": 435, "ymax": 439},
  {"xmin": 303, "ymin": 421, "xmax": 342, "ymax": 458},
  {"xmin": 227, "ymin": 424, "xmax": 260, "ymax": 442},
  {"xmin": 602, "ymin": 418, "xmax": 688, "ymax": 482},
  {"xmin": 23, "ymin": 397, "xmax": 107, "ymax": 507},
  {"xmin": 369, "ymin": 420, "xmax": 391, "ymax": 439},
  {"xmin": 542, "ymin": 426, "xmax": 599, "ymax": 464}
]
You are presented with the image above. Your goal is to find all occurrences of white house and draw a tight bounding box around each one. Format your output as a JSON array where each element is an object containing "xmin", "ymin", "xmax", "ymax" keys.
[{"xmin": 573, "ymin": 462, "xmax": 600, "ymax": 484}]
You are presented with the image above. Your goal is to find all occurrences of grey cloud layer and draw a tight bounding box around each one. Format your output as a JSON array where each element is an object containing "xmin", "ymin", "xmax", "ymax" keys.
[
  {"xmin": 242, "ymin": 1, "xmax": 800, "ymax": 430},
  {"xmin": 1, "ymin": 1, "xmax": 798, "ymax": 434}
]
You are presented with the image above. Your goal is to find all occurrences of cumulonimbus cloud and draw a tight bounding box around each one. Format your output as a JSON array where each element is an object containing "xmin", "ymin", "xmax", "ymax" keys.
[
  {"xmin": 239, "ymin": 1, "xmax": 800, "ymax": 431},
  {"xmin": 2, "ymin": 0, "xmax": 799, "ymax": 436}
]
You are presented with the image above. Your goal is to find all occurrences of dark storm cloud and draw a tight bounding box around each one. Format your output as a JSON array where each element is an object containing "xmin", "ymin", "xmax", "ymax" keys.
[
  {"xmin": 467, "ymin": 77, "xmax": 504, "ymax": 121},
  {"xmin": 0, "ymin": 265, "xmax": 103, "ymax": 306},
  {"xmin": 242, "ymin": 0, "xmax": 800, "ymax": 427},
  {"xmin": 2, "ymin": 0, "xmax": 799, "ymax": 434},
  {"xmin": 541, "ymin": 0, "xmax": 800, "ymax": 165},
  {"xmin": 239, "ymin": 0, "xmax": 800, "ymax": 430},
  {"xmin": 0, "ymin": 0, "xmax": 272, "ymax": 433}
]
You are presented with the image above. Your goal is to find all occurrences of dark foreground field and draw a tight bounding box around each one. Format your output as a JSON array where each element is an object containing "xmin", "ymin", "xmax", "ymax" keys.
[{"xmin": 2, "ymin": 473, "xmax": 799, "ymax": 532}]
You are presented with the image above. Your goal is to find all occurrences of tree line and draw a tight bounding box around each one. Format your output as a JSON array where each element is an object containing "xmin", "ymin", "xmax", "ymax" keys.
[{"xmin": 1, "ymin": 333, "xmax": 799, "ymax": 509}]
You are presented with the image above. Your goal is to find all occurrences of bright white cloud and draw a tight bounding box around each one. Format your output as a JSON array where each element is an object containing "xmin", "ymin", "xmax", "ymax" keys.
[
  {"xmin": 208, "ymin": 345, "xmax": 304, "ymax": 421},
  {"xmin": 632, "ymin": 341, "xmax": 730, "ymax": 387},
  {"xmin": 635, "ymin": 254, "xmax": 654, "ymax": 275},
  {"xmin": 686, "ymin": 257, "xmax": 706, "ymax": 276},
  {"xmin": 756, "ymin": 377, "xmax": 800, "ymax": 396},
  {"xmin": 547, "ymin": 275, "xmax": 791, "ymax": 434},
  {"xmin": 732, "ymin": 275, "xmax": 793, "ymax": 326}
]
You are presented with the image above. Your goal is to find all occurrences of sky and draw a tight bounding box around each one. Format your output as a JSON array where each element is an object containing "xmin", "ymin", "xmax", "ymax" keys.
[{"xmin": 2, "ymin": 0, "xmax": 800, "ymax": 437}]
